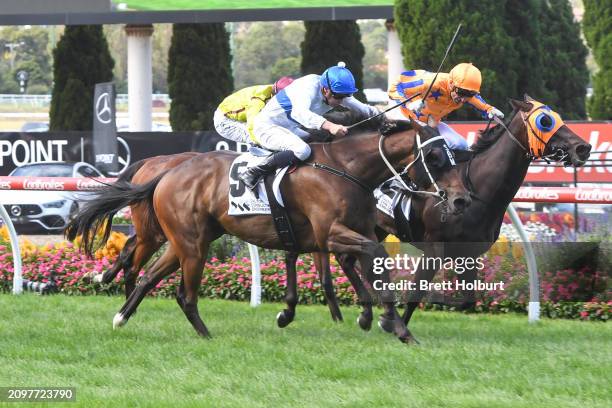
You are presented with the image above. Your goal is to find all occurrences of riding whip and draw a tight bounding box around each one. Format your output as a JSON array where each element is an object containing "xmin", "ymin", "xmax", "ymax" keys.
[
  {"xmin": 347, "ymin": 93, "xmax": 421, "ymax": 129},
  {"xmin": 420, "ymin": 23, "xmax": 462, "ymax": 102}
]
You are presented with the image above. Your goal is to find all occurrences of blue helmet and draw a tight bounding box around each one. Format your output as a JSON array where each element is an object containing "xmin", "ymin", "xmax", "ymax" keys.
[{"xmin": 320, "ymin": 62, "xmax": 358, "ymax": 94}]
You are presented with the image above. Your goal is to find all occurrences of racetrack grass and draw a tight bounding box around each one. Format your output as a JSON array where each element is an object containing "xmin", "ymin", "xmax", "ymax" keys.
[
  {"xmin": 120, "ymin": 0, "xmax": 393, "ymax": 11},
  {"xmin": 0, "ymin": 295, "xmax": 609, "ymax": 407}
]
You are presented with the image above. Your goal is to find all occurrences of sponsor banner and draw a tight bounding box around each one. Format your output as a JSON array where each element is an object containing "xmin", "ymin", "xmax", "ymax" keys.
[
  {"xmin": 0, "ymin": 176, "xmax": 116, "ymax": 191},
  {"xmin": 514, "ymin": 187, "xmax": 612, "ymax": 203},
  {"xmin": 93, "ymin": 82, "xmax": 118, "ymax": 173},
  {"xmin": 451, "ymin": 121, "xmax": 612, "ymax": 183}
]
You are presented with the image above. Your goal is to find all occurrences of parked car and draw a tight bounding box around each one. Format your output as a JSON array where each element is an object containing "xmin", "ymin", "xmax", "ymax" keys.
[{"xmin": 0, "ymin": 162, "xmax": 102, "ymax": 233}]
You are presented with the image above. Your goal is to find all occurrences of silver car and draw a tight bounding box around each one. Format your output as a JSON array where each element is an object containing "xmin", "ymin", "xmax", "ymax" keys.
[{"xmin": 1, "ymin": 162, "xmax": 102, "ymax": 233}]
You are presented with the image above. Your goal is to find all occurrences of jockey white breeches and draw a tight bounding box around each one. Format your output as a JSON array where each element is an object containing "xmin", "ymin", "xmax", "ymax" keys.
[
  {"xmin": 252, "ymin": 123, "xmax": 311, "ymax": 161},
  {"xmin": 213, "ymin": 109, "xmax": 250, "ymax": 143},
  {"xmin": 438, "ymin": 122, "xmax": 468, "ymax": 150}
]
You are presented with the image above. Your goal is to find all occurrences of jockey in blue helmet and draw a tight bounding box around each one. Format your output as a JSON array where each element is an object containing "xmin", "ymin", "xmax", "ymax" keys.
[{"xmin": 238, "ymin": 62, "xmax": 380, "ymax": 190}]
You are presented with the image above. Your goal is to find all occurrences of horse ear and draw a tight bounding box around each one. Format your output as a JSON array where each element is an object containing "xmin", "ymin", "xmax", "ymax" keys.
[
  {"xmin": 510, "ymin": 98, "xmax": 532, "ymax": 112},
  {"xmin": 523, "ymin": 94, "xmax": 535, "ymax": 102}
]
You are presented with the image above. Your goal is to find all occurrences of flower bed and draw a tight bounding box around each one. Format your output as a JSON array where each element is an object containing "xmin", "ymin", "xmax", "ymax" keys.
[{"xmin": 0, "ymin": 227, "xmax": 608, "ymax": 321}]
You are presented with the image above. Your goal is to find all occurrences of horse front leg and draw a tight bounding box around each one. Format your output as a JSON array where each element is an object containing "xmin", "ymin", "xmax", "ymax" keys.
[
  {"xmin": 277, "ymin": 251, "xmax": 299, "ymax": 328},
  {"xmin": 398, "ymin": 243, "xmax": 445, "ymax": 340},
  {"xmin": 335, "ymin": 253, "xmax": 372, "ymax": 331},
  {"xmin": 314, "ymin": 252, "xmax": 343, "ymax": 322},
  {"xmin": 327, "ymin": 223, "xmax": 411, "ymax": 343}
]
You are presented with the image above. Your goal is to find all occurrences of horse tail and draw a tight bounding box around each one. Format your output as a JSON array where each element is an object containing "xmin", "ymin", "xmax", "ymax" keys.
[
  {"xmin": 65, "ymin": 172, "xmax": 168, "ymax": 256},
  {"xmin": 116, "ymin": 159, "xmax": 147, "ymax": 183}
]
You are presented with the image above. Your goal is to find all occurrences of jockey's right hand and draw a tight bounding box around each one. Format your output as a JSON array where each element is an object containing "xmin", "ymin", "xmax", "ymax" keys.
[{"xmin": 322, "ymin": 120, "xmax": 348, "ymax": 137}]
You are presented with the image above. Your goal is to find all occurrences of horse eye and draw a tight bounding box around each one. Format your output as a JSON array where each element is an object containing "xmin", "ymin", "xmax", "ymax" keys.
[{"xmin": 536, "ymin": 113, "xmax": 554, "ymax": 131}]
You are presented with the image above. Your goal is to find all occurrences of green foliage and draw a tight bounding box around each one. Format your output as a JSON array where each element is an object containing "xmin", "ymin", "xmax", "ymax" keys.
[
  {"xmin": 394, "ymin": 0, "xmax": 516, "ymax": 120},
  {"xmin": 301, "ymin": 21, "xmax": 367, "ymax": 102},
  {"xmin": 583, "ymin": 0, "xmax": 612, "ymax": 119},
  {"xmin": 359, "ymin": 20, "xmax": 388, "ymax": 89},
  {"xmin": 540, "ymin": 0, "xmax": 589, "ymax": 119},
  {"xmin": 0, "ymin": 26, "xmax": 53, "ymax": 94},
  {"xmin": 233, "ymin": 22, "xmax": 303, "ymax": 89},
  {"xmin": 49, "ymin": 25, "xmax": 114, "ymax": 131},
  {"xmin": 394, "ymin": 0, "xmax": 589, "ymax": 119},
  {"xmin": 168, "ymin": 23, "xmax": 233, "ymax": 131}
]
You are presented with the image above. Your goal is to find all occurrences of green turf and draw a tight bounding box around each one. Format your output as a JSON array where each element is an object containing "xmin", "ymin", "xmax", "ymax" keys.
[
  {"xmin": 119, "ymin": 0, "xmax": 393, "ymax": 11},
  {"xmin": 0, "ymin": 294, "xmax": 609, "ymax": 407}
]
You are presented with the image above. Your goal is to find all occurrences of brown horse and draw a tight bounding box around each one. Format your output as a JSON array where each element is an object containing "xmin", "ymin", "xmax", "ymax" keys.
[
  {"xmin": 66, "ymin": 121, "xmax": 470, "ymax": 343},
  {"xmin": 308, "ymin": 96, "xmax": 591, "ymax": 340}
]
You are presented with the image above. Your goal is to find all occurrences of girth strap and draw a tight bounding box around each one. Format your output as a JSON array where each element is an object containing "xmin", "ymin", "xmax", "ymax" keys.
[{"xmin": 263, "ymin": 174, "xmax": 299, "ymax": 251}]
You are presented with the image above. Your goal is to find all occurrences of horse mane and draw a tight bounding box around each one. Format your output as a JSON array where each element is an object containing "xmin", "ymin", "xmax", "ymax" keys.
[{"xmin": 470, "ymin": 106, "xmax": 519, "ymax": 154}]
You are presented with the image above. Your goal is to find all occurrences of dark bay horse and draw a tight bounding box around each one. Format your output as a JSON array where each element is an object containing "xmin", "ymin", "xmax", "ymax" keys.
[
  {"xmin": 66, "ymin": 122, "xmax": 470, "ymax": 343},
  {"xmin": 310, "ymin": 96, "xmax": 591, "ymax": 340}
]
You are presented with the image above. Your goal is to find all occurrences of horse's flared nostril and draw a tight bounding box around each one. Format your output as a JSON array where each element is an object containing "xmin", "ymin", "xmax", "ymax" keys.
[
  {"xmin": 452, "ymin": 196, "xmax": 471, "ymax": 213},
  {"xmin": 575, "ymin": 143, "xmax": 591, "ymax": 160}
]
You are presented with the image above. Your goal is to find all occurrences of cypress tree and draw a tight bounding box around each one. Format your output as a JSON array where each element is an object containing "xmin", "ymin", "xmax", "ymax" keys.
[
  {"xmin": 168, "ymin": 23, "xmax": 233, "ymax": 131},
  {"xmin": 540, "ymin": 0, "xmax": 589, "ymax": 119},
  {"xmin": 49, "ymin": 25, "xmax": 114, "ymax": 130},
  {"xmin": 583, "ymin": 0, "xmax": 611, "ymax": 119},
  {"xmin": 301, "ymin": 21, "xmax": 366, "ymax": 102},
  {"xmin": 394, "ymin": 0, "xmax": 517, "ymax": 120},
  {"xmin": 503, "ymin": 0, "xmax": 549, "ymax": 101}
]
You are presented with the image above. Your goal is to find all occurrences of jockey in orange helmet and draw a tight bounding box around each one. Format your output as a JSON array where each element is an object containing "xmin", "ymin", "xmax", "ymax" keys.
[{"xmin": 388, "ymin": 63, "xmax": 504, "ymax": 149}]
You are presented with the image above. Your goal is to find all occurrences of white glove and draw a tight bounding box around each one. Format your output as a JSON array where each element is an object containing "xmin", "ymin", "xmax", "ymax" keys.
[
  {"xmin": 488, "ymin": 107, "xmax": 504, "ymax": 119},
  {"xmin": 407, "ymin": 99, "xmax": 424, "ymax": 112}
]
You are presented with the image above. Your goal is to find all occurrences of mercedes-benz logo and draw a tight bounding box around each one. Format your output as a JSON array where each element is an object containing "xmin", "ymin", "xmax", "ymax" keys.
[
  {"xmin": 96, "ymin": 92, "xmax": 113, "ymax": 124},
  {"xmin": 10, "ymin": 205, "xmax": 21, "ymax": 217},
  {"xmin": 106, "ymin": 137, "xmax": 132, "ymax": 176}
]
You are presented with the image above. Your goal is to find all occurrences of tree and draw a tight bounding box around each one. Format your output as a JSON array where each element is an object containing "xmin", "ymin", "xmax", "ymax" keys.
[
  {"xmin": 540, "ymin": 0, "xmax": 589, "ymax": 119},
  {"xmin": 394, "ymin": 0, "xmax": 517, "ymax": 120},
  {"xmin": 232, "ymin": 22, "xmax": 304, "ymax": 89},
  {"xmin": 0, "ymin": 26, "xmax": 53, "ymax": 94},
  {"xmin": 301, "ymin": 21, "xmax": 367, "ymax": 102},
  {"xmin": 49, "ymin": 25, "xmax": 114, "ymax": 130},
  {"xmin": 359, "ymin": 20, "xmax": 388, "ymax": 89},
  {"xmin": 583, "ymin": 0, "xmax": 611, "ymax": 119},
  {"xmin": 502, "ymin": 0, "xmax": 548, "ymax": 101},
  {"xmin": 168, "ymin": 23, "xmax": 233, "ymax": 131}
]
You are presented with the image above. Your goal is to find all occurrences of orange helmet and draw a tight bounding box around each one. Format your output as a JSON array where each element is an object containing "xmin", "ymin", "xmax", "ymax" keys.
[{"xmin": 449, "ymin": 63, "xmax": 482, "ymax": 93}]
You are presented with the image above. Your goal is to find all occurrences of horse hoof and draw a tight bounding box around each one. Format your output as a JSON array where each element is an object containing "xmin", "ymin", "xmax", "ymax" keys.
[
  {"xmin": 93, "ymin": 274, "xmax": 104, "ymax": 283},
  {"xmin": 112, "ymin": 313, "xmax": 126, "ymax": 329},
  {"xmin": 377, "ymin": 316, "xmax": 394, "ymax": 334},
  {"xmin": 399, "ymin": 334, "xmax": 420, "ymax": 345},
  {"xmin": 276, "ymin": 310, "xmax": 293, "ymax": 328},
  {"xmin": 357, "ymin": 314, "xmax": 372, "ymax": 331}
]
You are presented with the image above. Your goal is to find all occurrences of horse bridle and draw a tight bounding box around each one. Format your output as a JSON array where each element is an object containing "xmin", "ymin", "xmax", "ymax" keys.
[
  {"xmin": 378, "ymin": 132, "xmax": 449, "ymax": 204},
  {"xmin": 490, "ymin": 104, "xmax": 568, "ymax": 163}
]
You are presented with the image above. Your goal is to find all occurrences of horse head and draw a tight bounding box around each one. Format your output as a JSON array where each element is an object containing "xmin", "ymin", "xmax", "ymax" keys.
[
  {"xmin": 407, "ymin": 120, "xmax": 472, "ymax": 215},
  {"xmin": 509, "ymin": 94, "xmax": 591, "ymax": 166}
]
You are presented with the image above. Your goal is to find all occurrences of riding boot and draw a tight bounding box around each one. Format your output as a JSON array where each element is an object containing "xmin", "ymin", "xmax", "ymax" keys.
[{"xmin": 238, "ymin": 150, "xmax": 297, "ymax": 191}]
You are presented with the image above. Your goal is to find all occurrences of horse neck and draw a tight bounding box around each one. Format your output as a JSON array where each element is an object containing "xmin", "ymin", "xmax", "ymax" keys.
[
  {"xmin": 471, "ymin": 114, "xmax": 532, "ymax": 207},
  {"xmin": 326, "ymin": 130, "xmax": 415, "ymax": 189}
]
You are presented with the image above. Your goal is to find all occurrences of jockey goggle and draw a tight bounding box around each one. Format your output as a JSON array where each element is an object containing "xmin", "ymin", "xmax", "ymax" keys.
[
  {"xmin": 454, "ymin": 87, "xmax": 478, "ymax": 98},
  {"xmin": 325, "ymin": 71, "xmax": 352, "ymax": 100}
]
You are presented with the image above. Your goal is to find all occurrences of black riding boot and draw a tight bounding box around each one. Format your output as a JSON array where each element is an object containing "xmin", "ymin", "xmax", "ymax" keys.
[{"xmin": 238, "ymin": 150, "xmax": 297, "ymax": 191}]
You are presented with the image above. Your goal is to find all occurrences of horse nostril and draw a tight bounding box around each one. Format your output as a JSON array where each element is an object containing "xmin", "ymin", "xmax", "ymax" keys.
[
  {"xmin": 453, "ymin": 197, "xmax": 469, "ymax": 213},
  {"xmin": 575, "ymin": 144, "xmax": 591, "ymax": 159}
]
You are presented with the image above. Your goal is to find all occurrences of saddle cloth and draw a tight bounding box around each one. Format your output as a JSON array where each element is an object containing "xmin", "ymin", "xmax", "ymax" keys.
[
  {"xmin": 373, "ymin": 177, "xmax": 412, "ymax": 221},
  {"xmin": 228, "ymin": 152, "xmax": 289, "ymax": 216}
]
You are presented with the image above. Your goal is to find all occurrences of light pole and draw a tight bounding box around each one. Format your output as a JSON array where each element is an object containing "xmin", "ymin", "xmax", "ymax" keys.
[{"xmin": 4, "ymin": 41, "xmax": 25, "ymax": 70}]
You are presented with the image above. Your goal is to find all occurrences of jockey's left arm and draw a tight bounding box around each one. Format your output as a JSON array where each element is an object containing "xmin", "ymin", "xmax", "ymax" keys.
[
  {"xmin": 341, "ymin": 97, "xmax": 381, "ymax": 123},
  {"xmin": 466, "ymin": 94, "xmax": 501, "ymax": 119}
]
